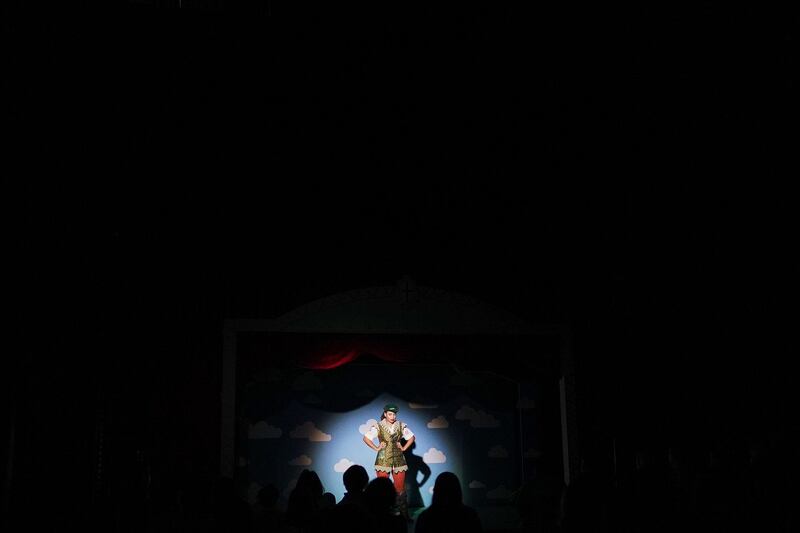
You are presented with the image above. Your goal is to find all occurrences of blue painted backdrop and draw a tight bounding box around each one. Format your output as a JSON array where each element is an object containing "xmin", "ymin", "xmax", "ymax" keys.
[{"xmin": 236, "ymin": 363, "xmax": 543, "ymax": 513}]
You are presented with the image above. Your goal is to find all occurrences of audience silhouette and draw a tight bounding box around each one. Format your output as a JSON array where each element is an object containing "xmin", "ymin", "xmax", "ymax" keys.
[
  {"xmin": 309, "ymin": 465, "xmax": 372, "ymax": 533},
  {"xmin": 285, "ymin": 469, "xmax": 323, "ymax": 532},
  {"xmin": 364, "ymin": 477, "xmax": 407, "ymax": 533},
  {"xmin": 338, "ymin": 464, "xmax": 369, "ymax": 509},
  {"xmin": 183, "ymin": 432, "xmax": 798, "ymax": 533},
  {"xmin": 252, "ymin": 484, "xmax": 285, "ymax": 532},
  {"xmin": 414, "ymin": 472, "xmax": 482, "ymax": 533}
]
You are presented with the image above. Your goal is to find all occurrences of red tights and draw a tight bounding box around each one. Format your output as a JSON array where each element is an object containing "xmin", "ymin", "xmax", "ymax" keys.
[{"xmin": 375, "ymin": 470, "xmax": 406, "ymax": 495}]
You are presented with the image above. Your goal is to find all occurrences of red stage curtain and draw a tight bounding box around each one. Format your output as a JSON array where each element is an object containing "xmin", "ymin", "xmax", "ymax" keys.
[{"xmin": 294, "ymin": 337, "xmax": 416, "ymax": 369}]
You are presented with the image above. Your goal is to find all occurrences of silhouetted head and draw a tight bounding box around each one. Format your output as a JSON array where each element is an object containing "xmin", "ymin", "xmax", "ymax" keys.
[
  {"xmin": 321, "ymin": 492, "xmax": 336, "ymax": 508},
  {"xmin": 343, "ymin": 464, "xmax": 369, "ymax": 493},
  {"xmin": 364, "ymin": 477, "xmax": 397, "ymax": 514},
  {"xmin": 297, "ymin": 469, "xmax": 324, "ymax": 498},
  {"xmin": 431, "ymin": 472, "xmax": 463, "ymax": 508},
  {"xmin": 258, "ymin": 484, "xmax": 280, "ymax": 507}
]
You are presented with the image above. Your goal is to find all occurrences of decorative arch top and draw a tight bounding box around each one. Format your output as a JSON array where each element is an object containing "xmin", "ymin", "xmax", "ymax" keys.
[{"xmin": 260, "ymin": 276, "xmax": 537, "ymax": 335}]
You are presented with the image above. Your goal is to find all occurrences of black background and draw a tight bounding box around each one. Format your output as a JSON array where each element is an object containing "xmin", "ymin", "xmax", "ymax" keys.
[{"xmin": 3, "ymin": 4, "xmax": 797, "ymax": 528}]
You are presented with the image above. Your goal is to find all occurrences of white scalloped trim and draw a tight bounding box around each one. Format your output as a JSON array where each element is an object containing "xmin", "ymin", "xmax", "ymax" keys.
[{"xmin": 374, "ymin": 465, "xmax": 409, "ymax": 474}]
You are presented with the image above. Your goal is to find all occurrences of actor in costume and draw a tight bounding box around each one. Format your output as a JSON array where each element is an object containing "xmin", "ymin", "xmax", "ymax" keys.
[{"xmin": 362, "ymin": 403, "xmax": 415, "ymax": 520}]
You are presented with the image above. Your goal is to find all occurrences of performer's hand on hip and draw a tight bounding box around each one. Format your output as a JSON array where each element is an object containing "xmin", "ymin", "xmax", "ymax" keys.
[
  {"xmin": 396, "ymin": 442, "xmax": 404, "ymax": 450},
  {"xmin": 379, "ymin": 442, "xmax": 387, "ymax": 449}
]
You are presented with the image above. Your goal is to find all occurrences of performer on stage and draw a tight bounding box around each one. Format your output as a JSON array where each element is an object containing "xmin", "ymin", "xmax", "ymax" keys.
[{"xmin": 362, "ymin": 403, "xmax": 415, "ymax": 520}]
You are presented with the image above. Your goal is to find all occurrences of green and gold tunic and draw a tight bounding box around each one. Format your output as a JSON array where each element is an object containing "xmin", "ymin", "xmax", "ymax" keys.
[{"xmin": 365, "ymin": 419, "xmax": 414, "ymax": 474}]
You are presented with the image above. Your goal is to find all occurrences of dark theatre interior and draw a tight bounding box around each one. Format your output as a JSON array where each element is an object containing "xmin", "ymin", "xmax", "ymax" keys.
[{"xmin": 3, "ymin": 5, "xmax": 797, "ymax": 533}]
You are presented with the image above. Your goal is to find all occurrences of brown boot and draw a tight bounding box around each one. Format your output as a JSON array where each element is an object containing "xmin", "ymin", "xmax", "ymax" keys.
[{"xmin": 396, "ymin": 492, "xmax": 411, "ymax": 521}]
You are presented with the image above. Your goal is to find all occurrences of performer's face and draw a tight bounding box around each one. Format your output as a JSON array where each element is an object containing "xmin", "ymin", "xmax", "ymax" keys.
[{"xmin": 385, "ymin": 411, "xmax": 397, "ymax": 423}]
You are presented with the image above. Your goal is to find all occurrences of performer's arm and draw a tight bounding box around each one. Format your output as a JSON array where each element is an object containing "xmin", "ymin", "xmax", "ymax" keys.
[
  {"xmin": 398, "ymin": 424, "xmax": 415, "ymax": 451},
  {"xmin": 363, "ymin": 435, "xmax": 383, "ymax": 451},
  {"xmin": 363, "ymin": 426, "xmax": 383, "ymax": 451},
  {"xmin": 399, "ymin": 435, "xmax": 415, "ymax": 452}
]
